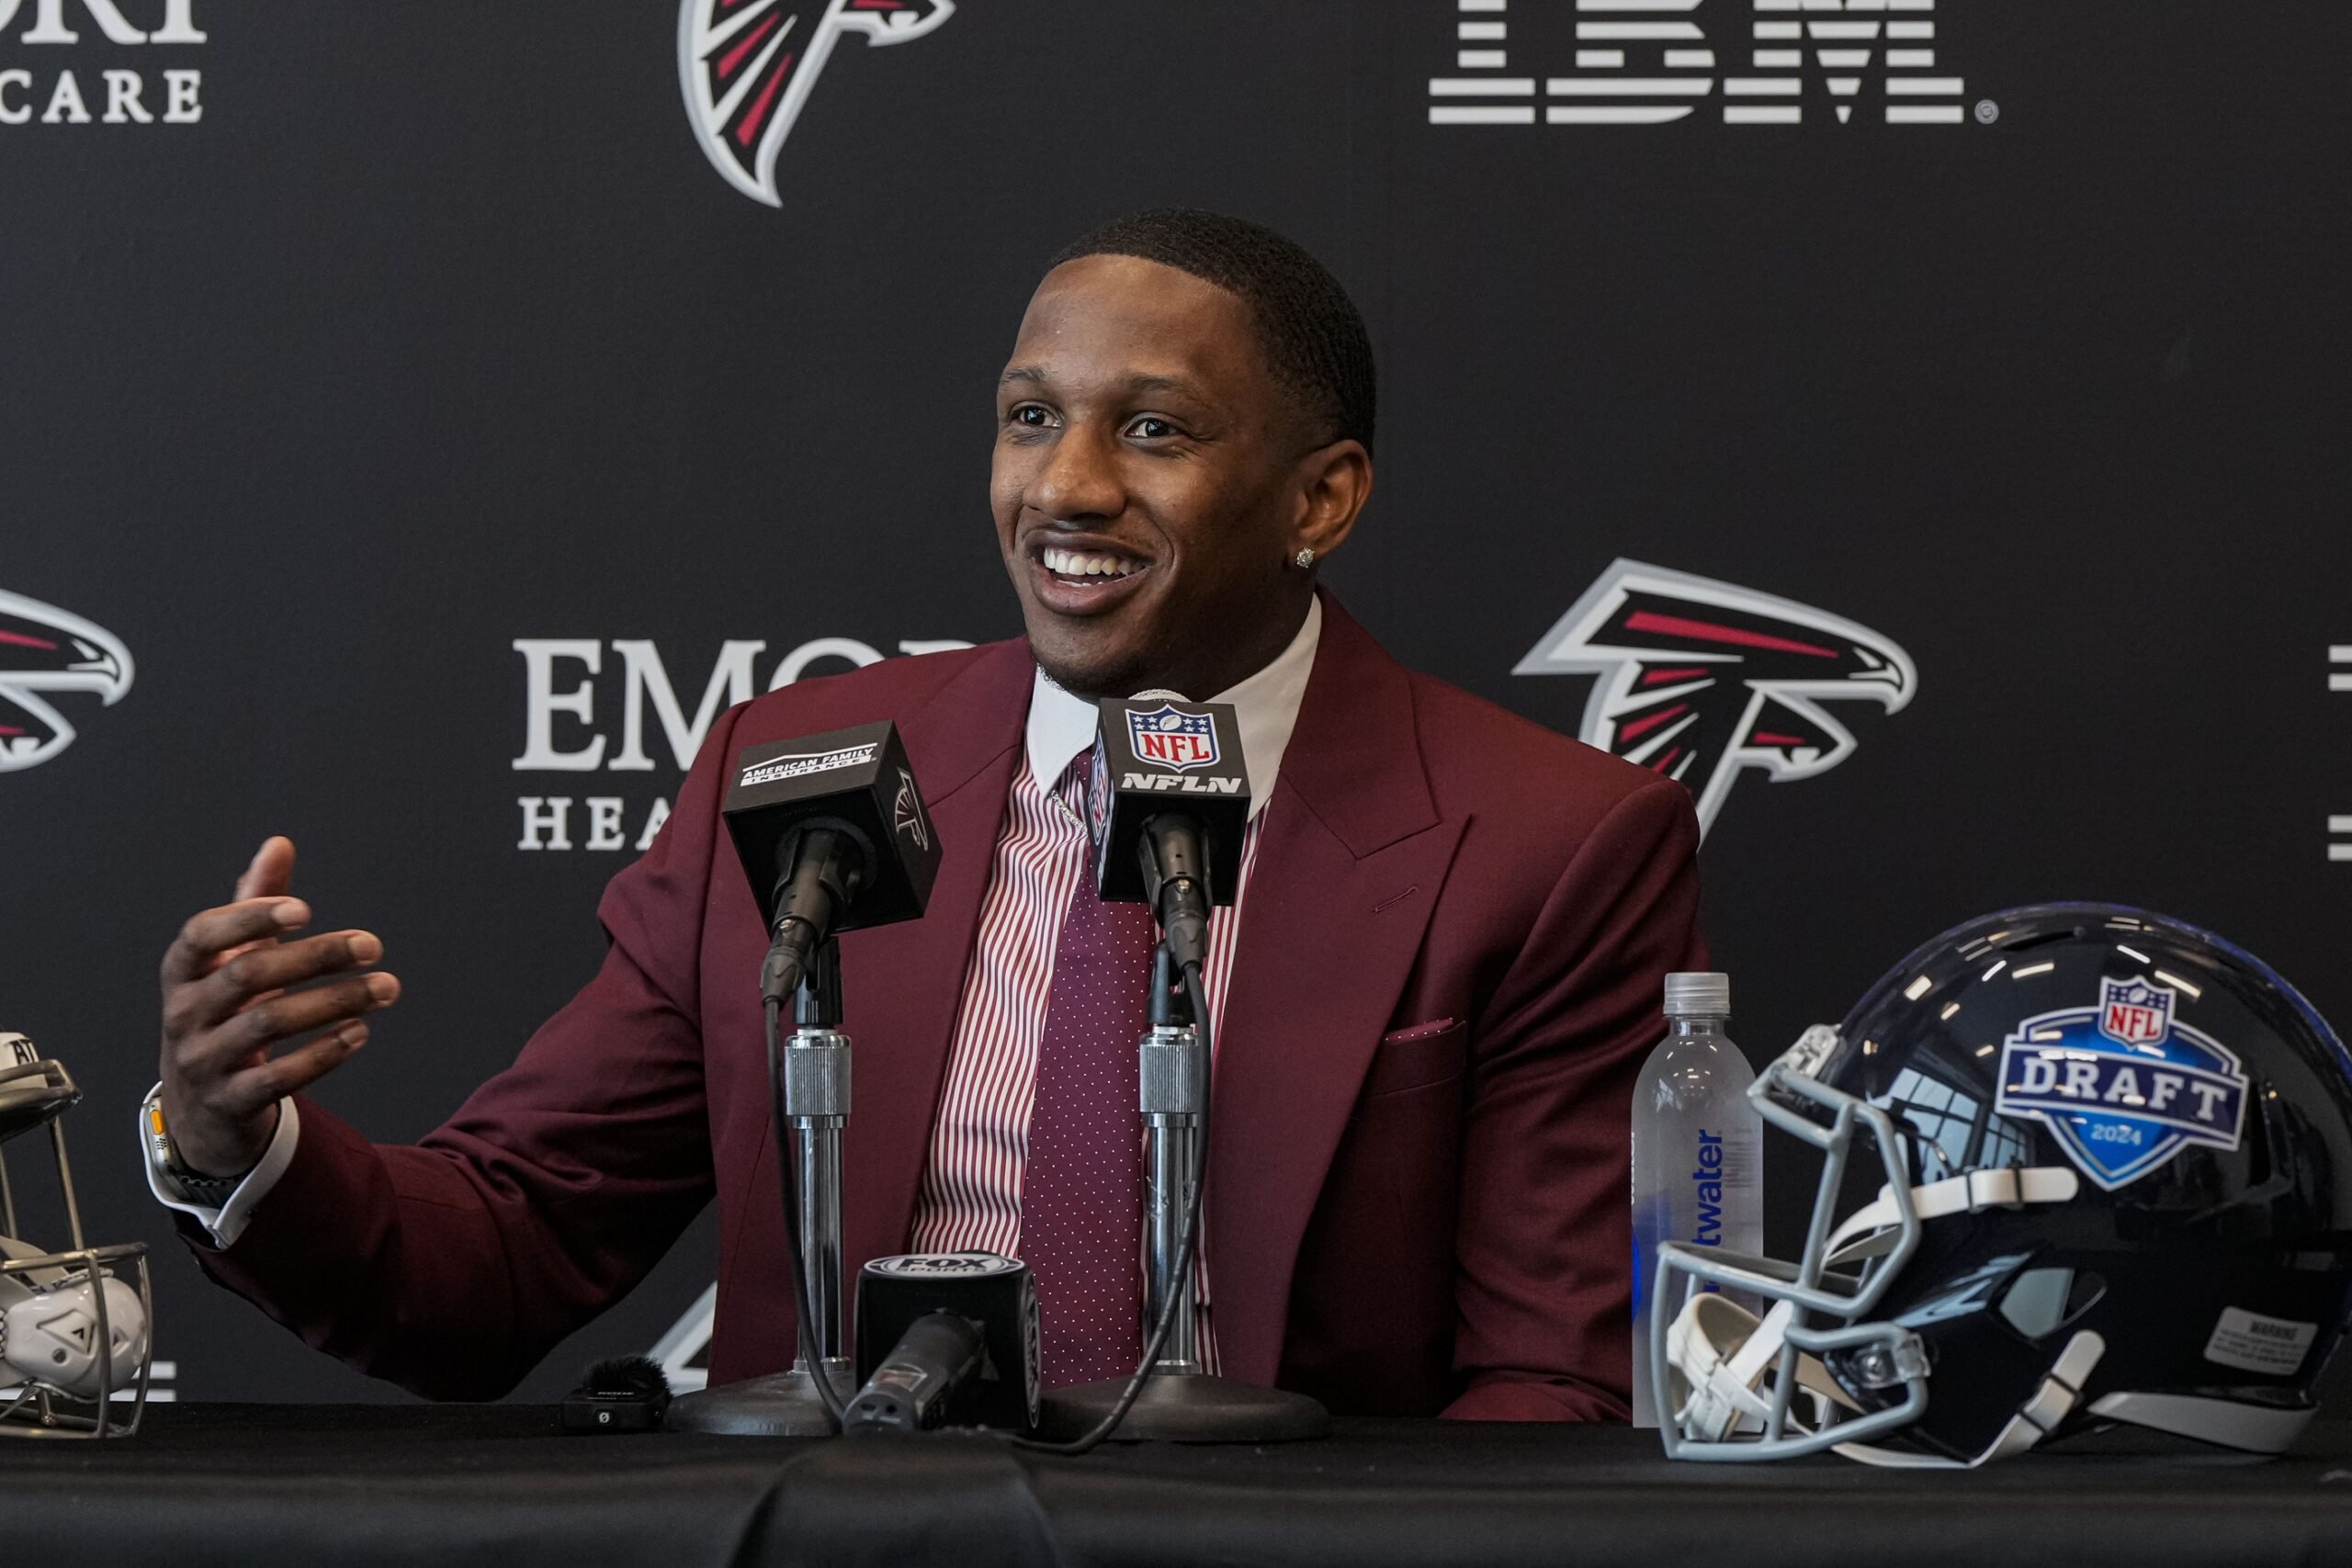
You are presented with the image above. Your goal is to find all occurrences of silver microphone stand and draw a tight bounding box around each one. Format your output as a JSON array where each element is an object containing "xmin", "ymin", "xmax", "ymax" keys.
[
  {"xmin": 1037, "ymin": 944, "xmax": 1329, "ymax": 1442},
  {"xmin": 1140, "ymin": 996, "xmax": 1203, "ymax": 1379},
  {"xmin": 666, "ymin": 942, "xmax": 856, "ymax": 1435}
]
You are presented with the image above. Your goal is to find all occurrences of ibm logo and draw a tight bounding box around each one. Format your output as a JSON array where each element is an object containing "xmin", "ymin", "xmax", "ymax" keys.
[{"xmin": 1430, "ymin": 0, "xmax": 1973, "ymax": 129}]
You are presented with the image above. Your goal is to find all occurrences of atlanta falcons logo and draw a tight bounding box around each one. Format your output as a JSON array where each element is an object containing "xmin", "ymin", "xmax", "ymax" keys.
[
  {"xmin": 0, "ymin": 590, "xmax": 134, "ymax": 774},
  {"xmin": 1516, "ymin": 560, "xmax": 1915, "ymax": 837},
  {"xmin": 679, "ymin": 0, "xmax": 955, "ymax": 207}
]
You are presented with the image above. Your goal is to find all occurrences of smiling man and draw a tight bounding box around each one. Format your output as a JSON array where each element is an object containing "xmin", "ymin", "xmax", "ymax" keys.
[
  {"xmin": 997, "ymin": 230, "xmax": 1370, "ymax": 704},
  {"xmin": 149, "ymin": 210, "xmax": 1704, "ymax": 1420}
]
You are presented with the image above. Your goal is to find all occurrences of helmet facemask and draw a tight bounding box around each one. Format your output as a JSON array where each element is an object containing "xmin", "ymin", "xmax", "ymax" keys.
[
  {"xmin": 0, "ymin": 1043, "xmax": 153, "ymax": 1438},
  {"xmin": 1654, "ymin": 1030, "xmax": 2097, "ymax": 1467}
]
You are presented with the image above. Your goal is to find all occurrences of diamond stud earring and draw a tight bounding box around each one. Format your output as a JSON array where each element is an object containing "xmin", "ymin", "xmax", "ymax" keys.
[{"xmin": 1295, "ymin": 547, "xmax": 1316, "ymax": 570}]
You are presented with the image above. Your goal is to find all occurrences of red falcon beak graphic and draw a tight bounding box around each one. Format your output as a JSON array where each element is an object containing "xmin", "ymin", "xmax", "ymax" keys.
[
  {"xmin": 0, "ymin": 590, "xmax": 135, "ymax": 773},
  {"xmin": 1516, "ymin": 559, "xmax": 1915, "ymax": 838},
  {"xmin": 680, "ymin": 0, "xmax": 956, "ymax": 208}
]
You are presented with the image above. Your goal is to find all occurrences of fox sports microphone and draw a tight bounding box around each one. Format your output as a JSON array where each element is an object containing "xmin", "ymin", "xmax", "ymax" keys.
[
  {"xmin": 845, "ymin": 1254, "xmax": 1041, "ymax": 1434},
  {"xmin": 1091, "ymin": 694, "xmax": 1248, "ymax": 972},
  {"xmin": 722, "ymin": 721, "xmax": 942, "ymax": 1002}
]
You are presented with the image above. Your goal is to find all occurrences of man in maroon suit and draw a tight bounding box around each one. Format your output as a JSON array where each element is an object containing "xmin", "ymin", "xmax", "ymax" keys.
[{"xmin": 150, "ymin": 211, "xmax": 1703, "ymax": 1419}]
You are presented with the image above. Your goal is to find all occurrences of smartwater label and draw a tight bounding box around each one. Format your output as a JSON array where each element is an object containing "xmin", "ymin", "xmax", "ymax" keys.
[{"xmin": 2202, "ymin": 1307, "xmax": 2317, "ymax": 1376}]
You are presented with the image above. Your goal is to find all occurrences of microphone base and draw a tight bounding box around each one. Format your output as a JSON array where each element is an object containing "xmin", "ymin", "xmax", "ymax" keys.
[
  {"xmin": 1036, "ymin": 1371, "xmax": 1330, "ymax": 1444},
  {"xmin": 662, "ymin": 1359, "xmax": 854, "ymax": 1437}
]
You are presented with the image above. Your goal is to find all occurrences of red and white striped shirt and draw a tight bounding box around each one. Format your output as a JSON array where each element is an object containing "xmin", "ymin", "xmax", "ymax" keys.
[{"xmin": 908, "ymin": 598, "xmax": 1321, "ymax": 1371}]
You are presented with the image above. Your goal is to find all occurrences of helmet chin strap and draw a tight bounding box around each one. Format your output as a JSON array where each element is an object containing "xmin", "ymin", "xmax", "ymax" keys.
[
  {"xmin": 1667, "ymin": 1294, "xmax": 1857, "ymax": 1443},
  {"xmin": 1835, "ymin": 1330, "xmax": 2106, "ymax": 1468}
]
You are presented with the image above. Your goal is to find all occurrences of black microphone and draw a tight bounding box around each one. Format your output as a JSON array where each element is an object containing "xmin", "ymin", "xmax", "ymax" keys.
[
  {"xmin": 842, "ymin": 1313, "xmax": 985, "ymax": 1434},
  {"xmin": 560, "ymin": 1355, "xmax": 673, "ymax": 1434},
  {"xmin": 1091, "ymin": 694, "xmax": 1248, "ymax": 971},
  {"xmin": 847, "ymin": 1253, "xmax": 1041, "ymax": 1434},
  {"xmin": 722, "ymin": 721, "xmax": 942, "ymax": 1003}
]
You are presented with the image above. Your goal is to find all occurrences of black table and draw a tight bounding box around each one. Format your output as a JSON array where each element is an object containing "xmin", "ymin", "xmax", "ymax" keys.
[{"xmin": 7, "ymin": 1404, "xmax": 2350, "ymax": 1567}]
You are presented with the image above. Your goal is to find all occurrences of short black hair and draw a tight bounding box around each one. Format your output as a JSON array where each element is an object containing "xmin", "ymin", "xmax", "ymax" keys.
[{"xmin": 1049, "ymin": 209, "xmax": 1376, "ymax": 455}]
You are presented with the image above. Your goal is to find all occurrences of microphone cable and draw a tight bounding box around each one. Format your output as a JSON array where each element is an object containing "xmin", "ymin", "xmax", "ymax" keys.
[{"xmin": 1009, "ymin": 957, "xmax": 1216, "ymax": 1457}]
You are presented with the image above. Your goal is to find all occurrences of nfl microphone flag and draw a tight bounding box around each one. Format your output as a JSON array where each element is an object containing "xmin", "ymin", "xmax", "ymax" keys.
[{"xmin": 1089, "ymin": 698, "xmax": 1249, "ymax": 908}]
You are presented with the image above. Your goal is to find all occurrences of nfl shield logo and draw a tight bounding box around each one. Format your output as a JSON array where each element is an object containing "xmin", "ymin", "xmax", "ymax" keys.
[
  {"xmin": 2098, "ymin": 976, "xmax": 2175, "ymax": 1048},
  {"xmin": 1126, "ymin": 705, "xmax": 1220, "ymax": 773}
]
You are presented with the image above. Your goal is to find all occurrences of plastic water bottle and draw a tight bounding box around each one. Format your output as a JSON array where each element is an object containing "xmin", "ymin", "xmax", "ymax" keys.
[{"xmin": 1630, "ymin": 971, "xmax": 1761, "ymax": 1428}]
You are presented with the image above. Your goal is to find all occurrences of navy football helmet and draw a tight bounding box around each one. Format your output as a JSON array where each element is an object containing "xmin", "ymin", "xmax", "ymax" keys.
[{"xmin": 1655, "ymin": 905, "xmax": 2352, "ymax": 1466}]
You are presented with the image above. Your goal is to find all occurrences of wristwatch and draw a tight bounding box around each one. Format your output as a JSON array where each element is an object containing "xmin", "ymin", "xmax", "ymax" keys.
[{"xmin": 141, "ymin": 1087, "xmax": 250, "ymax": 1208}]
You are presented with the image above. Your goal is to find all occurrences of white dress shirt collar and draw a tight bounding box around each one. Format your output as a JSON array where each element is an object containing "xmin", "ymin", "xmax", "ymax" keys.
[{"xmin": 1024, "ymin": 594, "xmax": 1322, "ymax": 822}]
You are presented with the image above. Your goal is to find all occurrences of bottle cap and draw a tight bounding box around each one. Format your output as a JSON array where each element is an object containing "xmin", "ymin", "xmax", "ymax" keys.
[{"xmin": 1664, "ymin": 972, "xmax": 1730, "ymax": 1017}]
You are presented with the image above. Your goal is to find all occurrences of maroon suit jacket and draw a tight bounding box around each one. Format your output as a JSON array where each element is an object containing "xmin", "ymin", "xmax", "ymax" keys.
[{"xmin": 193, "ymin": 593, "xmax": 1704, "ymax": 1420}]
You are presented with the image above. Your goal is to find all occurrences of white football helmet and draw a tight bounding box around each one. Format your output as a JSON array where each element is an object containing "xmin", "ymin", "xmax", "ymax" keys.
[{"xmin": 0, "ymin": 1035, "xmax": 153, "ymax": 1437}]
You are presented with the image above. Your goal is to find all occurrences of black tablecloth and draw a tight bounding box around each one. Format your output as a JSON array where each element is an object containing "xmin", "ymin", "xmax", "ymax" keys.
[{"xmin": 7, "ymin": 1404, "xmax": 2351, "ymax": 1567}]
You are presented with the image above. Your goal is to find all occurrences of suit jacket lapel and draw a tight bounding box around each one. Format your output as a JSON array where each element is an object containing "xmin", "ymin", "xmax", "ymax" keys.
[
  {"xmin": 835, "ymin": 640, "xmax": 1030, "ymax": 1272},
  {"xmin": 1208, "ymin": 594, "xmax": 1465, "ymax": 1384}
]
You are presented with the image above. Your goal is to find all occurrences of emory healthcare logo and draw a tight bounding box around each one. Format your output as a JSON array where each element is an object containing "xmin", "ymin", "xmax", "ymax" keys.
[
  {"xmin": 1516, "ymin": 559, "xmax": 1914, "ymax": 837},
  {"xmin": 680, "ymin": 0, "xmax": 953, "ymax": 207},
  {"xmin": 1995, "ymin": 977, "xmax": 2250, "ymax": 1190},
  {"xmin": 0, "ymin": 589, "xmax": 133, "ymax": 773},
  {"xmin": 0, "ymin": 0, "xmax": 208, "ymax": 130},
  {"xmin": 1430, "ymin": 0, "xmax": 1977, "ymax": 130}
]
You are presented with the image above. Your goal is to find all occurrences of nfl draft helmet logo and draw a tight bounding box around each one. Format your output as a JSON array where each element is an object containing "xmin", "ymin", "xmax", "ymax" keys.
[
  {"xmin": 1126, "ymin": 705, "xmax": 1220, "ymax": 773},
  {"xmin": 679, "ymin": 0, "xmax": 956, "ymax": 208},
  {"xmin": 0, "ymin": 589, "xmax": 134, "ymax": 774},
  {"xmin": 1995, "ymin": 977, "xmax": 2251, "ymax": 1190},
  {"xmin": 1516, "ymin": 559, "xmax": 1915, "ymax": 839}
]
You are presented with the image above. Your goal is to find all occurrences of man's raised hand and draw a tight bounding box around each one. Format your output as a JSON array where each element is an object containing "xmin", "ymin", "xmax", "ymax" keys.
[{"xmin": 156, "ymin": 837, "xmax": 400, "ymax": 1179}]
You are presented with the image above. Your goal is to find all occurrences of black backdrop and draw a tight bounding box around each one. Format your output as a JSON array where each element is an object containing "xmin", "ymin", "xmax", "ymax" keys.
[{"xmin": 2, "ymin": 0, "xmax": 2346, "ymax": 1404}]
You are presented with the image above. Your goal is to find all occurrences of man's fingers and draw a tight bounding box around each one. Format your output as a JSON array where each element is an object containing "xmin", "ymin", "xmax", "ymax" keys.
[
  {"xmin": 214, "ymin": 1021, "xmax": 370, "ymax": 1116},
  {"xmin": 180, "ymin": 972, "xmax": 399, "ymax": 1069},
  {"xmin": 232, "ymin": 836, "xmax": 297, "ymax": 903},
  {"xmin": 209, "ymin": 840, "xmax": 301, "ymax": 979},
  {"xmin": 162, "ymin": 897, "xmax": 311, "ymax": 986},
  {"xmin": 181, "ymin": 931, "xmax": 384, "ymax": 1030}
]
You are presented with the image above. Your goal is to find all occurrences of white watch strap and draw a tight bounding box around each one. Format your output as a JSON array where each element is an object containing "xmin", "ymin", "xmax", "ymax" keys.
[{"xmin": 139, "ymin": 1086, "xmax": 302, "ymax": 1248}]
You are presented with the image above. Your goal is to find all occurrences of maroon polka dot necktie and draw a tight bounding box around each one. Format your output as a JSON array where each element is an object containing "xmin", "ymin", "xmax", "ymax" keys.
[{"xmin": 1021, "ymin": 754, "xmax": 1158, "ymax": 1387}]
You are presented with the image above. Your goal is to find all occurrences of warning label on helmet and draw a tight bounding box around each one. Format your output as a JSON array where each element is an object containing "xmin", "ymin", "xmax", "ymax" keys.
[{"xmin": 2202, "ymin": 1307, "xmax": 2317, "ymax": 1376}]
